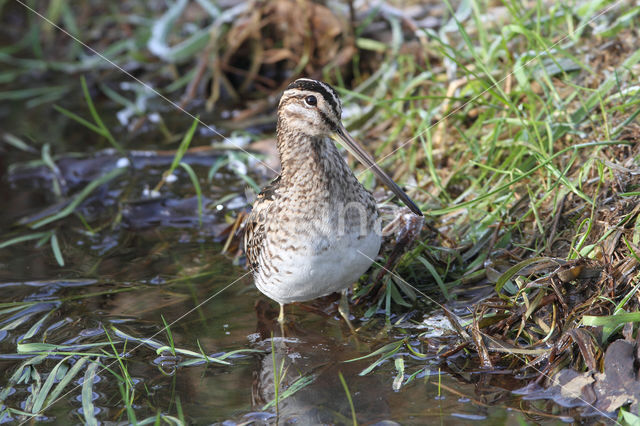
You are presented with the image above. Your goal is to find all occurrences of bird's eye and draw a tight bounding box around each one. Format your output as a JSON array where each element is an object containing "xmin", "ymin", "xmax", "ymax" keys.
[{"xmin": 304, "ymin": 95, "xmax": 317, "ymax": 106}]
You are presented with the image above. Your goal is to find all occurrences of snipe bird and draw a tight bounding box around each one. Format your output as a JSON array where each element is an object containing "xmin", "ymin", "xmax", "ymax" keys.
[{"xmin": 244, "ymin": 78, "xmax": 422, "ymax": 323}]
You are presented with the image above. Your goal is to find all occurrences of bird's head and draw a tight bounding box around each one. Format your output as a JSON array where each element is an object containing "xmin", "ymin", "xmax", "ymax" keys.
[
  {"xmin": 278, "ymin": 78, "xmax": 343, "ymax": 137},
  {"xmin": 277, "ymin": 78, "xmax": 423, "ymax": 217}
]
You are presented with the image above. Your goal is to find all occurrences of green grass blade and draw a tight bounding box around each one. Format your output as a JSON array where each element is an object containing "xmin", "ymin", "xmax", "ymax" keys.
[
  {"xmin": 18, "ymin": 342, "xmax": 116, "ymax": 353},
  {"xmin": 3, "ymin": 132, "xmax": 35, "ymax": 152},
  {"xmin": 50, "ymin": 232, "xmax": 65, "ymax": 266},
  {"xmin": 0, "ymin": 354, "xmax": 47, "ymax": 405},
  {"xmin": 344, "ymin": 340, "xmax": 405, "ymax": 363},
  {"xmin": 169, "ymin": 117, "xmax": 199, "ymax": 175},
  {"xmin": 392, "ymin": 357, "xmax": 405, "ymax": 391},
  {"xmin": 0, "ymin": 85, "xmax": 69, "ymax": 101},
  {"xmin": 175, "ymin": 395, "xmax": 185, "ymax": 425},
  {"xmin": 80, "ymin": 76, "xmax": 124, "ymax": 154},
  {"xmin": 110, "ymin": 326, "xmax": 165, "ymax": 350},
  {"xmin": 338, "ymin": 371, "xmax": 357, "ymax": 426},
  {"xmin": 179, "ymin": 162, "xmax": 202, "ymax": 226},
  {"xmin": 43, "ymin": 356, "xmax": 89, "ymax": 410},
  {"xmin": 582, "ymin": 312, "xmax": 640, "ymax": 327},
  {"xmin": 236, "ymin": 172, "xmax": 261, "ymax": 195},
  {"xmin": 262, "ymin": 374, "xmax": 316, "ymax": 410},
  {"xmin": 31, "ymin": 166, "xmax": 127, "ymax": 229},
  {"xmin": 430, "ymin": 141, "xmax": 630, "ymax": 215},
  {"xmin": 20, "ymin": 309, "xmax": 56, "ymax": 342},
  {"xmin": 416, "ymin": 256, "xmax": 449, "ymax": 299},
  {"xmin": 0, "ymin": 232, "xmax": 51, "ymax": 249},
  {"xmin": 53, "ymin": 104, "xmax": 103, "ymax": 135},
  {"xmin": 82, "ymin": 360, "xmax": 99, "ymax": 426},
  {"xmin": 31, "ymin": 356, "xmax": 71, "ymax": 413},
  {"xmin": 41, "ymin": 144, "xmax": 62, "ymax": 197},
  {"xmin": 494, "ymin": 256, "xmax": 553, "ymax": 297}
]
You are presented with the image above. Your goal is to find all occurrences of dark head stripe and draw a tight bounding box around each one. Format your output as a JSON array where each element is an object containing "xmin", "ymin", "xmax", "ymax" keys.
[
  {"xmin": 317, "ymin": 109, "xmax": 338, "ymax": 132},
  {"xmin": 286, "ymin": 78, "xmax": 341, "ymax": 118}
]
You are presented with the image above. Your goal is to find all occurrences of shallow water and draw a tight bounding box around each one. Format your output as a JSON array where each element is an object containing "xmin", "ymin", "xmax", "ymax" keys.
[
  {"xmin": 0, "ymin": 85, "xmax": 593, "ymax": 425},
  {"xmin": 0, "ymin": 269, "xmax": 541, "ymax": 424}
]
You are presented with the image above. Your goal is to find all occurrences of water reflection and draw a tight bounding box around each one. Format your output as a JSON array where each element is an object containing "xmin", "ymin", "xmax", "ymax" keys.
[
  {"xmin": 0, "ymin": 269, "xmax": 567, "ymax": 424},
  {"xmin": 247, "ymin": 300, "xmax": 391, "ymax": 425}
]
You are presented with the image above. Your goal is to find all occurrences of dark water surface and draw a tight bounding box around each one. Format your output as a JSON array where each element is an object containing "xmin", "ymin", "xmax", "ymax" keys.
[
  {"xmin": 0, "ymin": 88, "xmax": 583, "ymax": 425},
  {"xmin": 0, "ymin": 263, "xmax": 533, "ymax": 424}
]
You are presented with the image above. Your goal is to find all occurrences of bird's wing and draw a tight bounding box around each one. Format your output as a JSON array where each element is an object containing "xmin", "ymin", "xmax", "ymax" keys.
[
  {"xmin": 243, "ymin": 175, "xmax": 281, "ymax": 269},
  {"xmin": 243, "ymin": 210, "xmax": 264, "ymax": 270}
]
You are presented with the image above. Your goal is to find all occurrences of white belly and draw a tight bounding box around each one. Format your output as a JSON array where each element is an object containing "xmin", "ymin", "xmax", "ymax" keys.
[{"xmin": 255, "ymin": 231, "xmax": 381, "ymax": 304}]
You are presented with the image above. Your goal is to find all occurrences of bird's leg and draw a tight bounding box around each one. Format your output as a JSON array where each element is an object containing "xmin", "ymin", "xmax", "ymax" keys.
[
  {"xmin": 277, "ymin": 303, "xmax": 286, "ymax": 338},
  {"xmin": 277, "ymin": 303, "xmax": 285, "ymax": 324},
  {"xmin": 339, "ymin": 289, "xmax": 356, "ymax": 333}
]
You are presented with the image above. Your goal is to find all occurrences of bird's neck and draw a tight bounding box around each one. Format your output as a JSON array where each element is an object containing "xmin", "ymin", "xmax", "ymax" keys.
[
  {"xmin": 274, "ymin": 118, "xmax": 379, "ymax": 232},
  {"xmin": 275, "ymin": 120, "xmax": 359, "ymax": 195}
]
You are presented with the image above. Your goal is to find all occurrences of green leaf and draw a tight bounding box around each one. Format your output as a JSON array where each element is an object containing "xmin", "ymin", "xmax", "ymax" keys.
[
  {"xmin": 50, "ymin": 233, "xmax": 65, "ymax": 266},
  {"xmin": 169, "ymin": 117, "xmax": 199, "ymax": 175},
  {"xmin": 41, "ymin": 144, "xmax": 62, "ymax": 196},
  {"xmin": 80, "ymin": 76, "xmax": 124, "ymax": 154},
  {"xmin": 0, "ymin": 355, "xmax": 47, "ymax": 404},
  {"xmin": 3, "ymin": 132, "xmax": 35, "ymax": 152},
  {"xmin": 354, "ymin": 340, "xmax": 405, "ymax": 377},
  {"xmin": 344, "ymin": 340, "xmax": 405, "ymax": 363},
  {"xmin": 30, "ymin": 166, "xmax": 127, "ymax": 229},
  {"xmin": 111, "ymin": 326, "xmax": 165, "ymax": 349},
  {"xmin": 179, "ymin": 162, "xmax": 203, "ymax": 226},
  {"xmin": 582, "ymin": 312, "xmax": 640, "ymax": 327},
  {"xmin": 392, "ymin": 357, "xmax": 405, "ymax": 391},
  {"xmin": 356, "ymin": 37, "xmax": 387, "ymax": 52},
  {"xmin": 1, "ymin": 305, "xmax": 54, "ymax": 332},
  {"xmin": 620, "ymin": 407, "xmax": 640, "ymax": 426},
  {"xmin": 214, "ymin": 348, "xmax": 263, "ymax": 360},
  {"xmin": 156, "ymin": 346, "xmax": 228, "ymax": 365},
  {"xmin": 31, "ymin": 356, "xmax": 72, "ymax": 413},
  {"xmin": 262, "ymin": 374, "xmax": 316, "ymax": 410},
  {"xmin": 20, "ymin": 309, "xmax": 56, "ymax": 342},
  {"xmin": 82, "ymin": 360, "xmax": 99, "ymax": 426},
  {"xmin": 207, "ymin": 157, "xmax": 231, "ymax": 182},
  {"xmin": 43, "ymin": 356, "xmax": 89, "ymax": 411},
  {"xmin": 53, "ymin": 104, "xmax": 103, "ymax": 135},
  {"xmin": 416, "ymin": 256, "xmax": 449, "ymax": 299},
  {"xmin": 148, "ymin": 0, "xmax": 213, "ymax": 63},
  {"xmin": 0, "ymin": 85, "xmax": 69, "ymax": 101},
  {"xmin": 338, "ymin": 371, "xmax": 358, "ymax": 426},
  {"xmin": 388, "ymin": 277, "xmax": 412, "ymax": 308},
  {"xmin": 236, "ymin": 172, "xmax": 261, "ymax": 195},
  {"xmin": 18, "ymin": 341, "xmax": 115, "ymax": 353},
  {"xmin": 494, "ymin": 257, "xmax": 553, "ymax": 298},
  {"xmin": 0, "ymin": 232, "xmax": 51, "ymax": 249}
]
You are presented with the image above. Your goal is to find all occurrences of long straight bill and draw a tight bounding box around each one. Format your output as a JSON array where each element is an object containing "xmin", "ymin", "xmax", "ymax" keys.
[{"xmin": 334, "ymin": 124, "xmax": 423, "ymax": 216}]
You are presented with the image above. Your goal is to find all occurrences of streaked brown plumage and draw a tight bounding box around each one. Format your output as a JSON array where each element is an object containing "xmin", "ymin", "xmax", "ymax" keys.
[{"xmin": 244, "ymin": 78, "xmax": 422, "ymax": 322}]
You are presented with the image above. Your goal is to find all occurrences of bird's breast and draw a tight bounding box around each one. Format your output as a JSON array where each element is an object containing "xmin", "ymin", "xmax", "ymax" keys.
[{"xmin": 254, "ymin": 227, "xmax": 382, "ymax": 304}]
